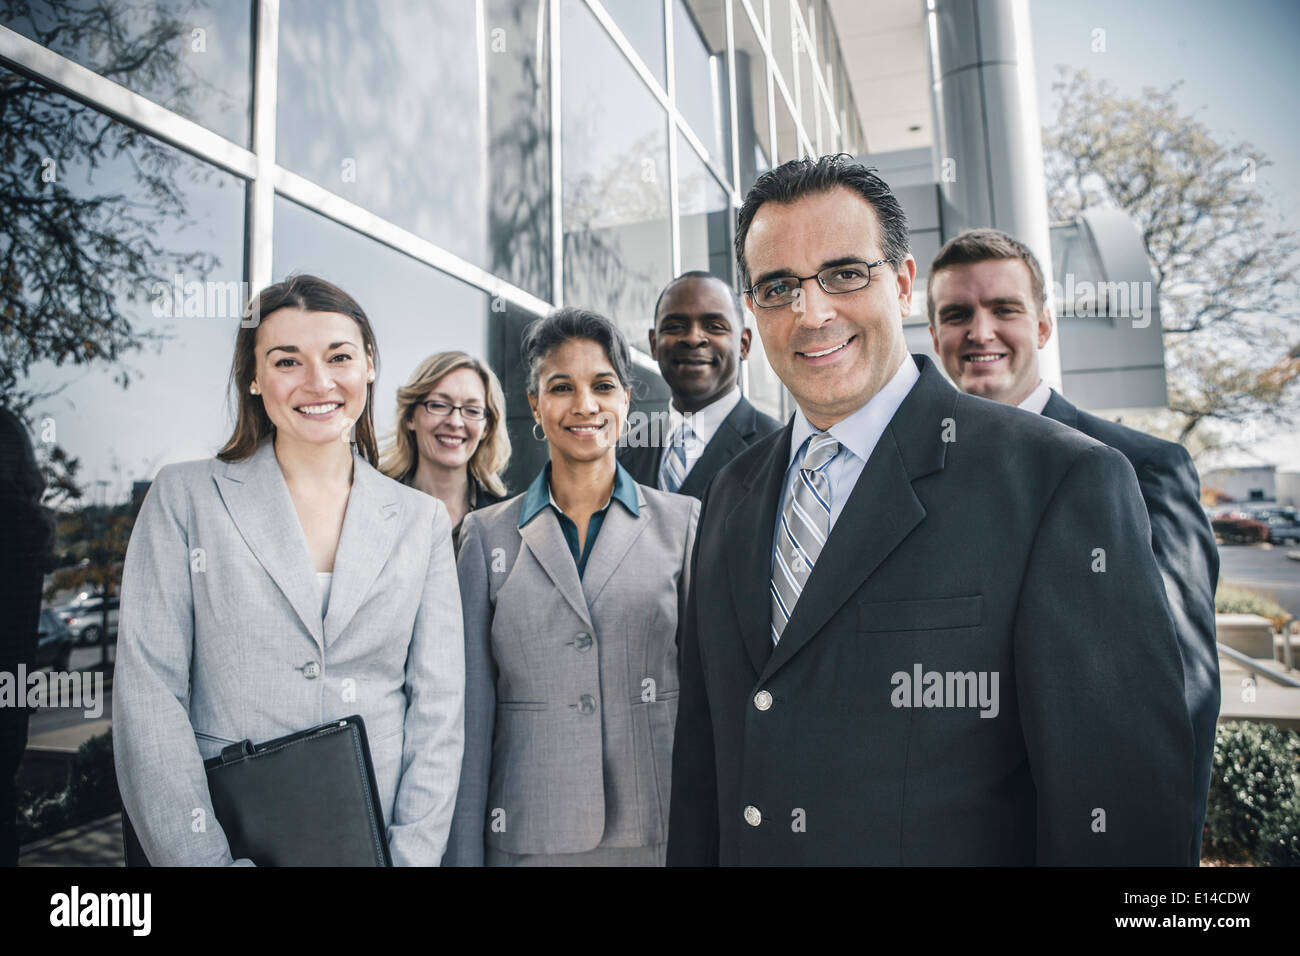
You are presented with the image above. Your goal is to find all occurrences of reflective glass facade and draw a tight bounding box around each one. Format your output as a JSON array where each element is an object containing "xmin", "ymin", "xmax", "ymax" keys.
[{"xmin": 3, "ymin": 0, "xmax": 864, "ymax": 492}]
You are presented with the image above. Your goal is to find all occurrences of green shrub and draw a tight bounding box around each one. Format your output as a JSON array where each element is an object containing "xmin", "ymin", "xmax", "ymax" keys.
[
  {"xmin": 1204, "ymin": 721, "xmax": 1300, "ymax": 865},
  {"xmin": 1215, "ymin": 584, "xmax": 1292, "ymax": 630},
  {"xmin": 17, "ymin": 729, "xmax": 120, "ymax": 845}
]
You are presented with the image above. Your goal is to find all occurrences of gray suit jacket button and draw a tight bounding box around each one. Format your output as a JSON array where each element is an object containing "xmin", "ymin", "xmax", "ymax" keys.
[
  {"xmin": 744, "ymin": 805, "xmax": 762, "ymax": 827},
  {"xmin": 577, "ymin": 694, "xmax": 597, "ymax": 715},
  {"xmin": 575, "ymin": 632, "xmax": 593, "ymax": 652},
  {"xmin": 754, "ymin": 690, "xmax": 773, "ymax": 711},
  {"xmin": 302, "ymin": 661, "xmax": 321, "ymax": 679}
]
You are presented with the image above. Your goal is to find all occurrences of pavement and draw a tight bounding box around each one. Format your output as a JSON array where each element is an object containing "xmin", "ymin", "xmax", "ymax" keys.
[
  {"xmin": 19, "ymin": 813, "xmax": 123, "ymax": 867},
  {"xmin": 16, "ymin": 653, "xmax": 122, "ymax": 866},
  {"xmin": 1218, "ymin": 541, "xmax": 1300, "ymax": 618}
]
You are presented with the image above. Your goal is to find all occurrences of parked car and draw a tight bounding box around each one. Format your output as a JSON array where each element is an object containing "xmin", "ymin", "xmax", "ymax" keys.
[
  {"xmin": 58, "ymin": 594, "xmax": 119, "ymax": 645},
  {"xmin": 1264, "ymin": 515, "xmax": 1300, "ymax": 546},
  {"xmin": 1211, "ymin": 516, "xmax": 1269, "ymax": 544},
  {"xmin": 36, "ymin": 608, "xmax": 73, "ymax": 671}
]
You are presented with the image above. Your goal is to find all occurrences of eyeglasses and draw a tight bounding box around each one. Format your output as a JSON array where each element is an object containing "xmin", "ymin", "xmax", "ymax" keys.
[
  {"xmin": 745, "ymin": 259, "xmax": 893, "ymax": 309},
  {"xmin": 420, "ymin": 400, "xmax": 488, "ymax": 421}
]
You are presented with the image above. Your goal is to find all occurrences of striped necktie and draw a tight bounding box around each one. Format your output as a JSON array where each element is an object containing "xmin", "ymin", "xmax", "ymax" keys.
[
  {"xmin": 658, "ymin": 420, "xmax": 695, "ymax": 493},
  {"xmin": 771, "ymin": 431, "xmax": 840, "ymax": 644}
]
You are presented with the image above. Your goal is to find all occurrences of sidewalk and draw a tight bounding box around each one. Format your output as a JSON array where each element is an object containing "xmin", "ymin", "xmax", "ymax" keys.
[
  {"xmin": 19, "ymin": 813, "xmax": 123, "ymax": 867},
  {"xmin": 1218, "ymin": 656, "xmax": 1300, "ymax": 733},
  {"xmin": 17, "ymin": 670, "xmax": 122, "ymax": 866}
]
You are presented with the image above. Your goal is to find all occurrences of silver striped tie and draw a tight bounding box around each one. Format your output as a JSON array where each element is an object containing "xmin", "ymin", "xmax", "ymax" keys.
[
  {"xmin": 771, "ymin": 432, "xmax": 840, "ymax": 644},
  {"xmin": 659, "ymin": 420, "xmax": 694, "ymax": 493}
]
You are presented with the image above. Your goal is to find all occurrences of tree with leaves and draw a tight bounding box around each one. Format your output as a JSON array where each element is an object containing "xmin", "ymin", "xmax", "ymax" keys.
[
  {"xmin": 1, "ymin": 0, "xmax": 218, "ymax": 471},
  {"xmin": 1042, "ymin": 66, "xmax": 1299, "ymax": 456}
]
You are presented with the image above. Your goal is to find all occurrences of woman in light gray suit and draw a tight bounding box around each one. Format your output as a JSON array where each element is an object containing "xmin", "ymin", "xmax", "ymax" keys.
[
  {"xmin": 444, "ymin": 308, "xmax": 699, "ymax": 866},
  {"xmin": 112, "ymin": 275, "xmax": 465, "ymax": 866}
]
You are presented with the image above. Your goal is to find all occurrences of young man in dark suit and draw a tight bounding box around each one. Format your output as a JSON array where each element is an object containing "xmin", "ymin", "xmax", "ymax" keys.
[
  {"xmin": 926, "ymin": 227, "xmax": 1220, "ymax": 861},
  {"xmin": 619, "ymin": 272, "xmax": 781, "ymax": 499},
  {"xmin": 667, "ymin": 156, "xmax": 1197, "ymax": 866}
]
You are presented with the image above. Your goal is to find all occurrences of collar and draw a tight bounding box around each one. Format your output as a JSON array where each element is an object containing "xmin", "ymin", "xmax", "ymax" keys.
[
  {"xmin": 518, "ymin": 459, "xmax": 640, "ymax": 528},
  {"xmin": 788, "ymin": 351, "xmax": 920, "ymax": 467},
  {"xmin": 1018, "ymin": 379, "xmax": 1053, "ymax": 416},
  {"xmin": 667, "ymin": 386, "xmax": 742, "ymax": 446}
]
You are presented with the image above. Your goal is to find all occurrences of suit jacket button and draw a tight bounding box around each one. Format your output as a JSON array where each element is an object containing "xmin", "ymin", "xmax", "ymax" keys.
[
  {"xmin": 753, "ymin": 690, "xmax": 773, "ymax": 711},
  {"xmin": 577, "ymin": 694, "xmax": 597, "ymax": 715},
  {"xmin": 575, "ymin": 632, "xmax": 593, "ymax": 652},
  {"xmin": 744, "ymin": 805, "xmax": 762, "ymax": 827},
  {"xmin": 302, "ymin": 661, "xmax": 321, "ymax": 680}
]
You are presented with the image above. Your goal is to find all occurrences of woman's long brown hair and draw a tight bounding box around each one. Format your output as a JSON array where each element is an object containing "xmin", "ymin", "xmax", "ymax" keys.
[{"xmin": 218, "ymin": 275, "xmax": 381, "ymax": 464}]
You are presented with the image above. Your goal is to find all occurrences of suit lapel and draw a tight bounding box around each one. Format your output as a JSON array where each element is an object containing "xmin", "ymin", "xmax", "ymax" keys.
[
  {"xmin": 619, "ymin": 438, "xmax": 660, "ymax": 489},
  {"xmin": 1042, "ymin": 389, "xmax": 1079, "ymax": 428},
  {"xmin": 723, "ymin": 422, "xmax": 792, "ymax": 676},
  {"xmin": 323, "ymin": 453, "xmax": 403, "ymax": 648},
  {"xmin": 520, "ymin": 511, "xmax": 593, "ymax": 628},
  {"xmin": 679, "ymin": 415, "xmax": 748, "ymax": 498},
  {"xmin": 761, "ymin": 356, "xmax": 956, "ymax": 682},
  {"xmin": 215, "ymin": 440, "xmax": 325, "ymax": 650},
  {"xmin": 580, "ymin": 485, "xmax": 650, "ymax": 608}
]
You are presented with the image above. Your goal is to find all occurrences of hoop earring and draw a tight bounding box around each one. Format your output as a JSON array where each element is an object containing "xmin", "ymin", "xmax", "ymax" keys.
[{"xmin": 532, "ymin": 422, "xmax": 546, "ymax": 441}]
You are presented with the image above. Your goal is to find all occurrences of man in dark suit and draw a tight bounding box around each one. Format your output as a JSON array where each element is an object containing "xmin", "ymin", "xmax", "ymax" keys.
[
  {"xmin": 667, "ymin": 156, "xmax": 1197, "ymax": 865},
  {"xmin": 619, "ymin": 271, "xmax": 781, "ymax": 498},
  {"xmin": 926, "ymin": 227, "xmax": 1220, "ymax": 861}
]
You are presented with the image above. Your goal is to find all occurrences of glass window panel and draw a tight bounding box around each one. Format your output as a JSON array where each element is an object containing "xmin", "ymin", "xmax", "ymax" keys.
[
  {"xmin": 485, "ymin": 0, "xmax": 553, "ymax": 301},
  {"xmin": 561, "ymin": 0, "xmax": 672, "ymax": 348},
  {"xmin": 600, "ymin": 0, "xmax": 666, "ymax": 85},
  {"xmin": 845, "ymin": 90, "xmax": 864, "ymax": 154},
  {"xmin": 676, "ymin": 133, "xmax": 731, "ymax": 282},
  {"xmin": 272, "ymin": 196, "xmax": 489, "ymax": 446},
  {"xmin": 732, "ymin": 0, "xmax": 771, "ymax": 193},
  {"xmin": 2, "ymin": 0, "xmax": 252, "ymax": 145},
  {"xmin": 823, "ymin": 94, "xmax": 840, "ymax": 154},
  {"xmin": 276, "ymin": 0, "xmax": 484, "ymax": 269},
  {"xmin": 796, "ymin": 26, "xmax": 818, "ymax": 139},
  {"xmin": 775, "ymin": 87, "xmax": 799, "ymax": 163},
  {"xmin": 674, "ymin": 0, "xmax": 730, "ymax": 177},
  {"xmin": 7, "ymin": 72, "xmax": 246, "ymax": 486},
  {"xmin": 744, "ymin": 315, "xmax": 787, "ymax": 421},
  {"xmin": 768, "ymin": 0, "xmax": 794, "ymax": 94},
  {"xmin": 489, "ymin": 300, "xmax": 553, "ymax": 495},
  {"xmin": 813, "ymin": 0, "xmax": 834, "ymax": 77}
]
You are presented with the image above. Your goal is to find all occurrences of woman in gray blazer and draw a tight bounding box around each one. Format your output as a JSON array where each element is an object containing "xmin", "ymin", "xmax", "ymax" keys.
[
  {"xmin": 112, "ymin": 275, "xmax": 465, "ymax": 866},
  {"xmin": 444, "ymin": 308, "xmax": 699, "ymax": 866}
]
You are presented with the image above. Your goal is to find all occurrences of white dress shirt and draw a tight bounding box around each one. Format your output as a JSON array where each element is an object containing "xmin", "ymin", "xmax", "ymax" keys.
[
  {"xmin": 771, "ymin": 353, "xmax": 920, "ymax": 561},
  {"xmin": 659, "ymin": 385, "xmax": 742, "ymax": 485},
  {"xmin": 316, "ymin": 571, "xmax": 333, "ymax": 620},
  {"xmin": 1018, "ymin": 379, "xmax": 1053, "ymax": 416}
]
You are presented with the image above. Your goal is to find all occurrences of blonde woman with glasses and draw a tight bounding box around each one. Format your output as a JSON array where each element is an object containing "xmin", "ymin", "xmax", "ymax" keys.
[{"xmin": 382, "ymin": 352, "xmax": 511, "ymax": 549}]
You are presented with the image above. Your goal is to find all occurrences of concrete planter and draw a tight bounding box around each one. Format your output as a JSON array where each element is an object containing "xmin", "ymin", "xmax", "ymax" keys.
[{"xmin": 1216, "ymin": 613, "xmax": 1277, "ymax": 659}]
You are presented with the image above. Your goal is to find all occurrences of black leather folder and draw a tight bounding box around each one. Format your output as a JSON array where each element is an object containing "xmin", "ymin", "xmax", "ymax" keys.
[{"xmin": 123, "ymin": 715, "xmax": 391, "ymax": 866}]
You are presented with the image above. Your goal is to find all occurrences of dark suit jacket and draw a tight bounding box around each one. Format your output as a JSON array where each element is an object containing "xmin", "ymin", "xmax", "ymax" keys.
[
  {"xmin": 1042, "ymin": 389, "xmax": 1220, "ymax": 860},
  {"xmin": 619, "ymin": 396, "xmax": 783, "ymax": 499},
  {"xmin": 667, "ymin": 355, "xmax": 1197, "ymax": 866}
]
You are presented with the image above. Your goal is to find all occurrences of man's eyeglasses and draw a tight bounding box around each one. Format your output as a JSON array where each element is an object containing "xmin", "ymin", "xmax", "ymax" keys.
[
  {"xmin": 745, "ymin": 259, "xmax": 893, "ymax": 309},
  {"xmin": 420, "ymin": 400, "xmax": 488, "ymax": 421}
]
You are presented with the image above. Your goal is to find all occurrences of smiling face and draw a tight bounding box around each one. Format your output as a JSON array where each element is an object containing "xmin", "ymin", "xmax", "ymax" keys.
[
  {"xmin": 927, "ymin": 259, "xmax": 1052, "ymax": 405},
  {"xmin": 742, "ymin": 186, "xmax": 914, "ymax": 429},
  {"xmin": 408, "ymin": 366, "xmax": 489, "ymax": 473},
  {"xmin": 250, "ymin": 306, "xmax": 374, "ymax": 447},
  {"xmin": 528, "ymin": 337, "xmax": 630, "ymax": 466},
  {"xmin": 649, "ymin": 276, "xmax": 752, "ymax": 413}
]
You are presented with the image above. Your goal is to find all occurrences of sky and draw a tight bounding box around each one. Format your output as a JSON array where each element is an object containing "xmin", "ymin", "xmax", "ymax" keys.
[{"xmin": 1030, "ymin": 0, "xmax": 1300, "ymax": 471}]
